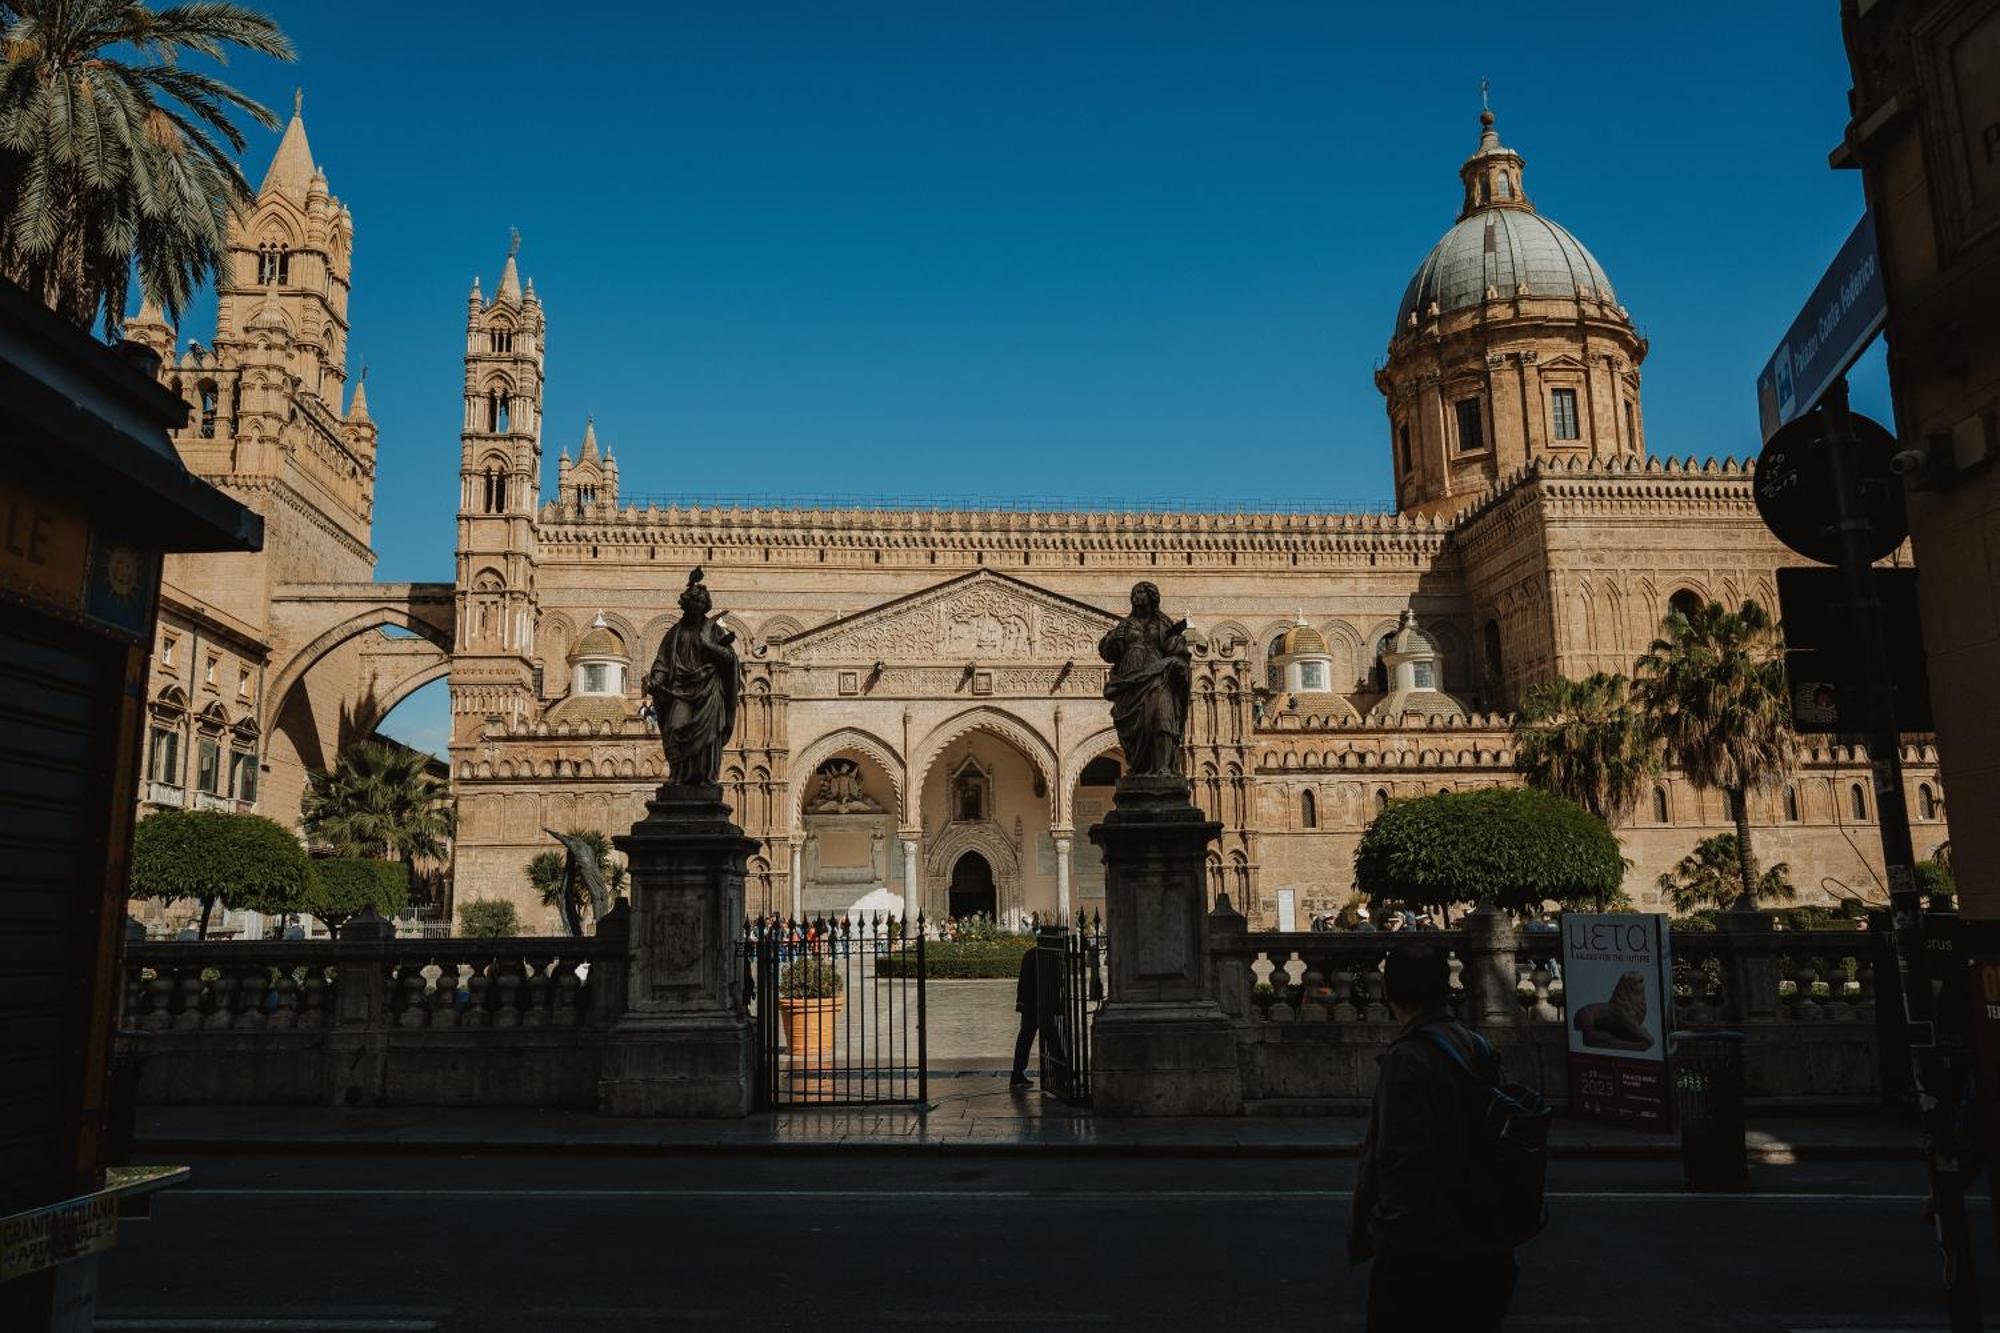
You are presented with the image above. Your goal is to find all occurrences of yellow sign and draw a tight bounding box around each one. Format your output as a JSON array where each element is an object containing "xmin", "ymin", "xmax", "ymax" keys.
[
  {"xmin": 0, "ymin": 1192, "xmax": 119, "ymax": 1282},
  {"xmin": 0, "ymin": 475, "xmax": 90, "ymax": 616}
]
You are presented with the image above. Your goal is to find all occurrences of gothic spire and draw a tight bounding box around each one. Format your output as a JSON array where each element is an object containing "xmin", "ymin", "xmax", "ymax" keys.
[
  {"xmin": 497, "ymin": 228, "xmax": 523, "ymax": 303},
  {"xmin": 260, "ymin": 89, "xmax": 318, "ymax": 201}
]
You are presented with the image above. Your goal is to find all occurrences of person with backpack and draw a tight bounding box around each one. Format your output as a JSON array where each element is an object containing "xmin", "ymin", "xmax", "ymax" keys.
[{"xmin": 1348, "ymin": 940, "xmax": 1549, "ymax": 1330}]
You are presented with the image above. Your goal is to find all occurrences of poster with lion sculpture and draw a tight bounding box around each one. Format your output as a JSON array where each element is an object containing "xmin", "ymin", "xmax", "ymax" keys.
[{"xmin": 1561, "ymin": 913, "xmax": 1673, "ymax": 1129}]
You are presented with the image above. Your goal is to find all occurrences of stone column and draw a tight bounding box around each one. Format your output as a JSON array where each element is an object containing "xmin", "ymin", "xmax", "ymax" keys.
[
  {"xmin": 1460, "ymin": 902, "xmax": 1522, "ymax": 1029},
  {"xmin": 597, "ymin": 782, "xmax": 757, "ymax": 1118},
  {"xmin": 1717, "ymin": 910, "xmax": 1780, "ymax": 1023},
  {"xmin": 788, "ymin": 838, "xmax": 803, "ymax": 921},
  {"xmin": 901, "ymin": 835, "xmax": 921, "ymax": 931},
  {"xmin": 1087, "ymin": 776, "xmax": 1243, "ymax": 1116},
  {"xmin": 1054, "ymin": 832, "xmax": 1073, "ymax": 925}
]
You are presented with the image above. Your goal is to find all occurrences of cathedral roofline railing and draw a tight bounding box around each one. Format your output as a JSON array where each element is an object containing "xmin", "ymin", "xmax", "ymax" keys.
[
  {"xmin": 1449, "ymin": 451, "xmax": 1760, "ymax": 528},
  {"xmin": 608, "ymin": 491, "xmax": 1397, "ymax": 517}
]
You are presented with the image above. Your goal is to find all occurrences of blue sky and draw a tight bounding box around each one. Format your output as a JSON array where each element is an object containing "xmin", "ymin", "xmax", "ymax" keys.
[{"xmin": 176, "ymin": 3, "xmax": 1887, "ymax": 756}]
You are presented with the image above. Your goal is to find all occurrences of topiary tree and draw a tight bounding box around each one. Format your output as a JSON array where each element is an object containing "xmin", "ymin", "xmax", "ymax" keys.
[
  {"xmin": 457, "ymin": 898, "xmax": 520, "ymax": 939},
  {"xmin": 130, "ymin": 809, "xmax": 313, "ymax": 938},
  {"xmin": 1353, "ymin": 786, "xmax": 1625, "ymax": 917},
  {"xmin": 302, "ymin": 858, "xmax": 410, "ymax": 935}
]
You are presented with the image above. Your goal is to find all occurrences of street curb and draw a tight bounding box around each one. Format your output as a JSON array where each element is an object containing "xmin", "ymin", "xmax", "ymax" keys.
[{"xmin": 129, "ymin": 1134, "xmax": 1920, "ymax": 1162}]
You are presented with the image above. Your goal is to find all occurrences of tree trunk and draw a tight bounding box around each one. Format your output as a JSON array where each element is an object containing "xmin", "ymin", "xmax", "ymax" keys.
[
  {"xmin": 1730, "ymin": 787, "xmax": 1761, "ymax": 913},
  {"xmin": 197, "ymin": 895, "xmax": 217, "ymax": 940}
]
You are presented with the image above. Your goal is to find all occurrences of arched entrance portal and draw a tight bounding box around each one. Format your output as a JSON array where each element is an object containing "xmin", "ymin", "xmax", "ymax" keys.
[{"xmin": 948, "ymin": 851, "xmax": 997, "ymax": 920}]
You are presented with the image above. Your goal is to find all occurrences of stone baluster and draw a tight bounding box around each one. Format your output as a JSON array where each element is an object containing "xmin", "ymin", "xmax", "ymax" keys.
[
  {"xmin": 236, "ymin": 964, "xmax": 269, "ymax": 1030},
  {"xmin": 1358, "ymin": 954, "xmax": 1390, "ymax": 1022},
  {"xmin": 522, "ymin": 955, "xmax": 552, "ymax": 1028},
  {"xmin": 430, "ymin": 962, "xmax": 461, "ymax": 1028},
  {"xmin": 463, "ymin": 963, "xmax": 492, "ymax": 1028},
  {"xmin": 1206, "ymin": 892, "xmax": 1252, "ymax": 1022},
  {"xmin": 1330, "ymin": 960, "xmax": 1361, "ymax": 1023},
  {"xmin": 1527, "ymin": 958, "xmax": 1560, "ymax": 1023},
  {"xmin": 1853, "ymin": 953, "xmax": 1876, "ymax": 1020},
  {"xmin": 396, "ymin": 960, "xmax": 429, "ymax": 1028},
  {"xmin": 203, "ymin": 971, "xmax": 238, "ymax": 1029},
  {"xmin": 299, "ymin": 968, "xmax": 328, "ymax": 1029},
  {"xmin": 142, "ymin": 972, "xmax": 174, "ymax": 1031},
  {"xmin": 492, "ymin": 961, "xmax": 523, "ymax": 1028},
  {"xmin": 172, "ymin": 971, "xmax": 204, "ymax": 1030},
  {"xmin": 268, "ymin": 973, "xmax": 299, "ymax": 1029},
  {"xmin": 1461, "ymin": 904, "xmax": 1522, "ymax": 1030},
  {"xmin": 1790, "ymin": 956, "xmax": 1822, "ymax": 1020},
  {"xmin": 554, "ymin": 959, "xmax": 583, "ymax": 1027}
]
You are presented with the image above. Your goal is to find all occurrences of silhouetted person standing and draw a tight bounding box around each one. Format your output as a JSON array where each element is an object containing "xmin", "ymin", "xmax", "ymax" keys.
[
  {"xmin": 1349, "ymin": 941, "xmax": 1517, "ymax": 1331},
  {"xmin": 1010, "ymin": 942, "xmax": 1040, "ymax": 1089}
]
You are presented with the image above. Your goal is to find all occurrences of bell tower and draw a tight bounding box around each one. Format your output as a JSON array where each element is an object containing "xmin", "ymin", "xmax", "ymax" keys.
[{"xmin": 451, "ymin": 232, "xmax": 546, "ymax": 739}]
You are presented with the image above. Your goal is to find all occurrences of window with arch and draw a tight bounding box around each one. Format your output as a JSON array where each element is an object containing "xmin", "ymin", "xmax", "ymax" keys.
[
  {"xmin": 1372, "ymin": 635, "xmax": 1393, "ymax": 693},
  {"xmin": 1783, "ymin": 785, "xmax": 1800, "ymax": 822},
  {"xmin": 1918, "ymin": 784, "xmax": 1937, "ymax": 820},
  {"xmin": 1495, "ymin": 172, "xmax": 1514, "ymax": 200},
  {"xmin": 488, "ymin": 390, "xmax": 511, "ymax": 433},
  {"xmin": 1373, "ymin": 788, "xmax": 1389, "ymax": 816},
  {"xmin": 1266, "ymin": 636, "xmax": 1285, "ymax": 691},
  {"xmin": 1301, "ymin": 789, "xmax": 1317, "ymax": 829},
  {"xmin": 1850, "ymin": 783, "xmax": 1868, "ymax": 821},
  {"xmin": 578, "ymin": 484, "xmax": 598, "ymax": 507},
  {"xmin": 1398, "ymin": 422, "xmax": 1413, "ymax": 474},
  {"xmin": 489, "ymin": 328, "xmax": 513, "ymax": 354},
  {"xmin": 197, "ymin": 382, "xmax": 219, "ymax": 439},
  {"xmin": 1624, "ymin": 400, "xmax": 1637, "ymax": 450},
  {"xmin": 950, "ymin": 758, "xmax": 991, "ymax": 824},
  {"xmin": 1668, "ymin": 589, "xmax": 1703, "ymax": 622},
  {"xmin": 257, "ymin": 243, "xmax": 289, "ymax": 286},
  {"xmin": 1652, "ymin": 786, "xmax": 1669, "ymax": 824},
  {"xmin": 482, "ymin": 467, "xmax": 507, "ymax": 514}
]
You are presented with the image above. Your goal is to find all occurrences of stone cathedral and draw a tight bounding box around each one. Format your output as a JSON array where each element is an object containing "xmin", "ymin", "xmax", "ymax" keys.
[{"xmin": 448, "ymin": 110, "xmax": 1948, "ymax": 933}]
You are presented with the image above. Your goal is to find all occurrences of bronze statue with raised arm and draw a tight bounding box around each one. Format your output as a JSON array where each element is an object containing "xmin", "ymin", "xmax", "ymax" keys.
[
  {"xmin": 1098, "ymin": 580, "xmax": 1191, "ymax": 778},
  {"xmin": 643, "ymin": 566, "xmax": 740, "ymax": 787}
]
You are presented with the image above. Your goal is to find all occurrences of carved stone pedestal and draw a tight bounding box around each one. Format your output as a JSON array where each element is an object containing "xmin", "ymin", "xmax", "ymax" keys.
[
  {"xmin": 598, "ymin": 783, "xmax": 756, "ymax": 1118},
  {"xmin": 1087, "ymin": 776, "xmax": 1243, "ymax": 1117}
]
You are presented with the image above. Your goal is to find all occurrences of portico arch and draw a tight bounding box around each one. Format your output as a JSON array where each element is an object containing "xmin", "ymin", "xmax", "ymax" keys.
[
  {"xmin": 910, "ymin": 705, "xmax": 1058, "ymax": 815},
  {"xmin": 786, "ymin": 726, "xmax": 908, "ymax": 830}
]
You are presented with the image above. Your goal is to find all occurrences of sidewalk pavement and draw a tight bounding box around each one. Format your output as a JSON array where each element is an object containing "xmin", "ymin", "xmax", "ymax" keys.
[{"xmin": 134, "ymin": 1072, "xmax": 1922, "ymax": 1160}]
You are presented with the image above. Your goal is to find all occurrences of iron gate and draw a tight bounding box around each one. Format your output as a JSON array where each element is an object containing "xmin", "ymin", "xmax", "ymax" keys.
[
  {"xmin": 1035, "ymin": 921, "xmax": 1105, "ymax": 1106},
  {"xmin": 744, "ymin": 916, "xmax": 927, "ymax": 1110}
]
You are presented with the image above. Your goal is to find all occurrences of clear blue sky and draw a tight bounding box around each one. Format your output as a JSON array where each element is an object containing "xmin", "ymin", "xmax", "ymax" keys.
[{"xmin": 179, "ymin": 3, "xmax": 1888, "ymax": 756}]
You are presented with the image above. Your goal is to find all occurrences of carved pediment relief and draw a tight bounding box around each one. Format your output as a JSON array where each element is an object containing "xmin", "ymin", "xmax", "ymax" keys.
[{"xmin": 781, "ymin": 570, "xmax": 1116, "ymax": 666}]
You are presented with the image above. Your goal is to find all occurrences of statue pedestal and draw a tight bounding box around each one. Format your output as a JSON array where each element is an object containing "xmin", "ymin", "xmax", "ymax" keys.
[
  {"xmin": 598, "ymin": 783, "xmax": 756, "ymax": 1118},
  {"xmin": 1087, "ymin": 776, "xmax": 1243, "ymax": 1117}
]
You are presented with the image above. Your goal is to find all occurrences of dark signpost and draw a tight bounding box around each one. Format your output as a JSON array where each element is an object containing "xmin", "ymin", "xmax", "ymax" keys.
[{"xmin": 1753, "ymin": 215, "xmax": 1979, "ymax": 1330}]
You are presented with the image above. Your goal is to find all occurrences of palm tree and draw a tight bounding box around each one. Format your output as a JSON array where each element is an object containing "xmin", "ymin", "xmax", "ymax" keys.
[
  {"xmin": 1655, "ymin": 834, "xmax": 1797, "ymax": 915},
  {"xmin": 1512, "ymin": 672, "xmax": 1659, "ymax": 825},
  {"xmin": 526, "ymin": 829, "xmax": 628, "ymax": 937},
  {"xmin": 301, "ymin": 740, "xmax": 453, "ymax": 887},
  {"xmin": 1634, "ymin": 599, "xmax": 1799, "ymax": 912},
  {"xmin": 0, "ymin": 1, "xmax": 294, "ymax": 335}
]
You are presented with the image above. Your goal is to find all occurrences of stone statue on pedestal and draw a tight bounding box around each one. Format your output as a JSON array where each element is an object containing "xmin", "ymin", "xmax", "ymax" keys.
[
  {"xmin": 643, "ymin": 567, "xmax": 739, "ymax": 787},
  {"xmin": 1098, "ymin": 580, "xmax": 1191, "ymax": 778}
]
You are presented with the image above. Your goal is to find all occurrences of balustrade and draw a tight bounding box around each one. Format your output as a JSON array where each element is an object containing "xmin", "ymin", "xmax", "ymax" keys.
[{"xmin": 1213, "ymin": 926, "xmax": 1878, "ymax": 1029}]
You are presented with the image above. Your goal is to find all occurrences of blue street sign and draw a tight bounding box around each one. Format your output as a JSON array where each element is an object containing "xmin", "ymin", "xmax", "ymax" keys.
[{"xmin": 1756, "ymin": 215, "xmax": 1887, "ymax": 443}]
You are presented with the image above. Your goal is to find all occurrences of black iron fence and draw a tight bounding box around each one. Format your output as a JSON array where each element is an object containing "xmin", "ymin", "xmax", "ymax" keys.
[
  {"xmin": 1036, "ymin": 921, "xmax": 1105, "ymax": 1106},
  {"xmin": 744, "ymin": 915, "xmax": 927, "ymax": 1110}
]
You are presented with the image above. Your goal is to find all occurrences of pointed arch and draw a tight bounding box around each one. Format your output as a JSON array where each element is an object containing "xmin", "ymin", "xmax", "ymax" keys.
[
  {"xmin": 787, "ymin": 726, "xmax": 908, "ymax": 829},
  {"xmin": 910, "ymin": 706, "xmax": 1059, "ymax": 819}
]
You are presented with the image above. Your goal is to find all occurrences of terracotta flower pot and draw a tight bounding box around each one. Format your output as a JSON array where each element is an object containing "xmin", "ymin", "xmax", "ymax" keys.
[{"xmin": 780, "ymin": 996, "xmax": 842, "ymax": 1062}]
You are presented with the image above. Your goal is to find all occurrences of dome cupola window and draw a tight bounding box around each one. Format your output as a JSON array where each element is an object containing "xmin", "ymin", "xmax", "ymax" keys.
[
  {"xmin": 1371, "ymin": 610, "xmax": 1473, "ymax": 722},
  {"xmin": 1268, "ymin": 613, "xmax": 1336, "ymax": 695},
  {"xmin": 568, "ymin": 612, "xmax": 629, "ymax": 697}
]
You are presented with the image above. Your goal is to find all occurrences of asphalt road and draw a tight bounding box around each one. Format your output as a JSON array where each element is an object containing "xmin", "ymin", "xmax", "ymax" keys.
[{"xmin": 95, "ymin": 1151, "xmax": 2000, "ymax": 1332}]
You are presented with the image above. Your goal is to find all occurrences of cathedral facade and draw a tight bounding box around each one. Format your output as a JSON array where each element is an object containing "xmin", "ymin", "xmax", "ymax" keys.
[{"xmin": 448, "ymin": 110, "xmax": 1949, "ymax": 933}]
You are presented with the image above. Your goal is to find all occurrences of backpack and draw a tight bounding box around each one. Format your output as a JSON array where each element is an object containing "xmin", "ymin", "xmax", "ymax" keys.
[{"xmin": 1419, "ymin": 1027, "xmax": 1553, "ymax": 1247}]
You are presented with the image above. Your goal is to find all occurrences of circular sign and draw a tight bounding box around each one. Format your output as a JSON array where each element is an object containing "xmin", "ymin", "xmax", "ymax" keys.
[{"xmin": 1753, "ymin": 409, "xmax": 1906, "ymax": 565}]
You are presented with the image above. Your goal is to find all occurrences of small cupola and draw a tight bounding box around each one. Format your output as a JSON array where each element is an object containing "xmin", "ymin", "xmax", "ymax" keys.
[
  {"xmin": 1373, "ymin": 609, "xmax": 1471, "ymax": 721},
  {"xmin": 568, "ymin": 612, "xmax": 629, "ymax": 697},
  {"xmin": 1268, "ymin": 612, "xmax": 1335, "ymax": 694}
]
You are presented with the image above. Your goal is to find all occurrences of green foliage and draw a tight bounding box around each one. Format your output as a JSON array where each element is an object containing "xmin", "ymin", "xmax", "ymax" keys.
[
  {"xmin": 1353, "ymin": 786, "xmax": 1624, "ymax": 913},
  {"xmin": 526, "ymin": 828, "xmax": 628, "ymax": 936},
  {"xmin": 302, "ymin": 858, "xmax": 408, "ymax": 929},
  {"xmin": 130, "ymin": 809, "xmax": 312, "ymax": 936},
  {"xmin": 943, "ymin": 913, "xmax": 1007, "ymax": 942},
  {"xmin": 1512, "ymin": 672, "xmax": 1659, "ymax": 825},
  {"xmin": 1634, "ymin": 599, "xmax": 1798, "ymax": 907},
  {"xmin": 457, "ymin": 898, "xmax": 520, "ymax": 939},
  {"xmin": 1917, "ymin": 857, "xmax": 1956, "ymax": 901},
  {"xmin": 876, "ymin": 934, "xmax": 1033, "ymax": 978},
  {"xmin": 777, "ymin": 956, "xmax": 845, "ymax": 999},
  {"xmin": 301, "ymin": 740, "xmax": 453, "ymax": 865},
  {"xmin": 1654, "ymin": 833, "xmax": 1797, "ymax": 915},
  {"xmin": 0, "ymin": 1, "xmax": 295, "ymax": 334}
]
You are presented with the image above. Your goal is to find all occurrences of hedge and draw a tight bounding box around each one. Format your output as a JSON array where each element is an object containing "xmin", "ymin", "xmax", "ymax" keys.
[
  {"xmin": 303, "ymin": 858, "xmax": 409, "ymax": 929},
  {"xmin": 876, "ymin": 935, "xmax": 1034, "ymax": 979}
]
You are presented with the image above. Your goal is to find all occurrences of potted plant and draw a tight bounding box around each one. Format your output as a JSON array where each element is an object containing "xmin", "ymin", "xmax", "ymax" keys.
[{"xmin": 777, "ymin": 956, "xmax": 845, "ymax": 1061}]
